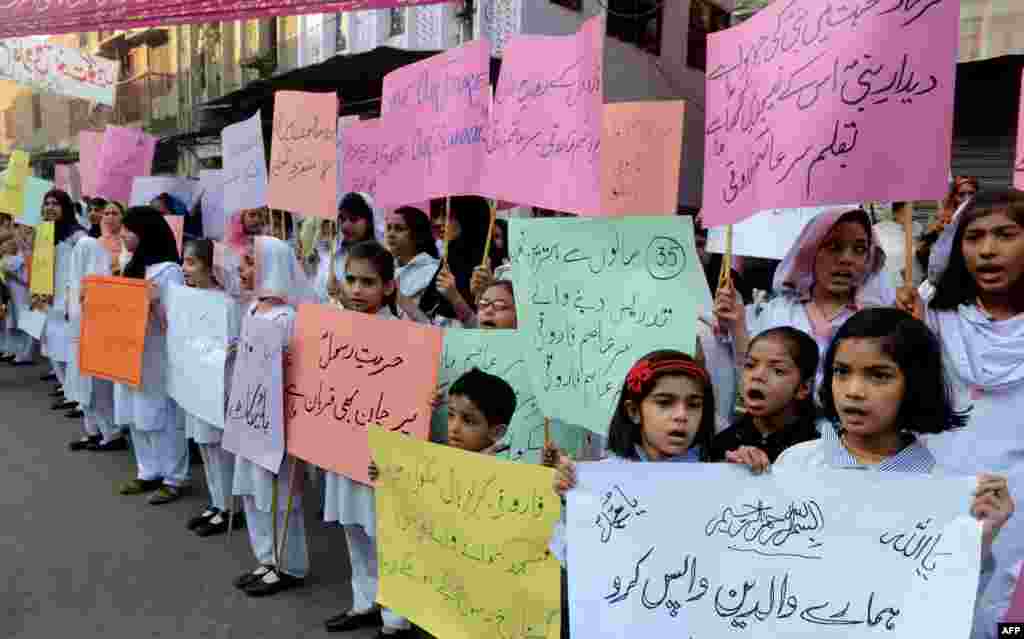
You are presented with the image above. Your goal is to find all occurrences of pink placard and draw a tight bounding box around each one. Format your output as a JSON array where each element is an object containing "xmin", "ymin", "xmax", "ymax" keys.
[
  {"xmin": 94, "ymin": 126, "xmax": 156, "ymax": 205},
  {"xmin": 54, "ymin": 164, "xmax": 82, "ymax": 201},
  {"xmin": 482, "ymin": 16, "xmax": 603, "ymax": 215},
  {"xmin": 0, "ymin": 1, "xmax": 451, "ymax": 38},
  {"xmin": 339, "ymin": 118, "xmax": 391, "ymax": 201},
  {"xmin": 222, "ymin": 316, "xmax": 286, "ymax": 475},
  {"xmin": 1015, "ymin": 71, "xmax": 1024, "ymax": 191},
  {"xmin": 164, "ymin": 215, "xmax": 183, "ymax": 258},
  {"xmin": 267, "ymin": 91, "xmax": 337, "ymax": 220},
  {"xmin": 285, "ymin": 304, "xmax": 442, "ymax": 485},
  {"xmin": 77, "ymin": 131, "xmax": 103, "ymax": 198},
  {"xmin": 600, "ymin": 100, "xmax": 685, "ymax": 217},
  {"xmin": 701, "ymin": 0, "xmax": 959, "ymax": 226},
  {"xmin": 378, "ymin": 39, "xmax": 491, "ymax": 208}
]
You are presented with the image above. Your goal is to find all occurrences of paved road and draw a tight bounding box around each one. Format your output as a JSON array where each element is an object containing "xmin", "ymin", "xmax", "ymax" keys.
[{"xmin": 0, "ymin": 361, "xmax": 383, "ymax": 639}]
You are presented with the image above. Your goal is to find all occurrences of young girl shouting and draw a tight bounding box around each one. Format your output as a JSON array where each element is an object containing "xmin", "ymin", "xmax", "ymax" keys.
[
  {"xmin": 708, "ymin": 326, "xmax": 820, "ymax": 464},
  {"xmin": 731, "ymin": 308, "xmax": 1014, "ymax": 639}
]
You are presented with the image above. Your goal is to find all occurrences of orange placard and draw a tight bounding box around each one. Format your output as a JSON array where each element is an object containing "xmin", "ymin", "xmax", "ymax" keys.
[
  {"xmin": 79, "ymin": 275, "xmax": 150, "ymax": 386},
  {"xmin": 285, "ymin": 304, "xmax": 443, "ymax": 484}
]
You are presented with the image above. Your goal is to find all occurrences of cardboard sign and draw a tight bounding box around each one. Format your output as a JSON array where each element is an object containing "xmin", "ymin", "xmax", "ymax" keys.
[
  {"xmin": 222, "ymin": 111, "xmax": 269, "ymax": 215},
  {"xmin": 267, "ymin": 91, "xmax": 338, "ymax": 219},
  {"xmin": 285, "ymin": 304, "xmax": 442, "ymax": 484},
  {"xmin": 29, "ymin": 221, "xmax": 55, "ymax": 296},
  {"xmin": 78, "ymin": 275, "xmax": 149, "ymax": 386},
  {"xmin": 701, "ymin": 0, "xmax": 959, "ymax": 225},
  {"xmin": 95, "ymin": 126, "xmax": 156, "ymax": 204}
]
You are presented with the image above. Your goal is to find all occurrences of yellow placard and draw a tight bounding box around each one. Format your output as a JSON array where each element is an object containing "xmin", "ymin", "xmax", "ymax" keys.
[
  {"xmin": 370, "ymin": 429, "xmax": 562, "ymax": 639},
  {"xmin": 30, "ymin": 221, "xmax": 55, "ymax": 297},
  {"xmin": 1, "ymin": 151, "xmax": 31, "ymax": 217}
]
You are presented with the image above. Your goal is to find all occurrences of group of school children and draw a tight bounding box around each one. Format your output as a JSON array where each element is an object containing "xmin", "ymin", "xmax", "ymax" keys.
[{"xmin": 2, "ymin": 178, "xmax": 1023, "ymax": 639}]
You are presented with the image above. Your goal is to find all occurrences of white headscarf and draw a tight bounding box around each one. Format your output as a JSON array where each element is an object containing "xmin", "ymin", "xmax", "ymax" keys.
[
  {"xmin": 69, "ymin": 237, "xmax": 112, "ymax": 322},
  {"xmin": 315, "ymin": 192, "xmax": 386, "ymax": 298},
  {"xmin": 772, "ymin": 207, "xmax": 895, "ymax": 307},
  {"xmin": 254, "ymin": 235, "xmax": 316, "ymax": 306}
]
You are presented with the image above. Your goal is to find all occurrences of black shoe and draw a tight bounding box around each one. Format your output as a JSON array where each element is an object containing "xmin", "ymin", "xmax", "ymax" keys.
[
  {"xmin": 195, "ymin": 512, "xmax": 230, "ymax": 537},
  {"xmin": 10, "ymin": 360, "xmax": 34, "ymax": 366},
  {"xmin": 187, "ymin": 507, "xmax": 219, "ymax": 531},
  {"xmin": 40, "ymin": 373, "xmax": 56, "ymax": 382},
  {"xmin": 233, "ymin": 565, "xmax": 273, "ymax": 590},
  {"xmin": 88, "ymin": 437, "xmax": 129, "ymax": 452},
  {"xmin": 0, "ymin": 355, "xmax": 15, "ymax": 363},
  {"xmin": 325, "ymin": 609, "xmax": 383, "ymax": 633},
  {"xmin": 69, "ymin": 435, "xmax": 101, "ymax": 451},
  {"xmin": 243, "ymin": 569, "xmax": 304, "ymax": 597},
  {"xmin": 231, "ymin": 510, "xmax": 247, "ymax": 530},
  {"xmin": 65, "ymin": 408, "xmax": 84, "ymax": 419},
  {"xmin": 51, "ymin": 400, "xmax": 75, "ymax": 411}
]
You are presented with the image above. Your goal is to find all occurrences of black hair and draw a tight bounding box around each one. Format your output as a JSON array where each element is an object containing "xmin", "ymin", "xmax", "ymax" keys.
[
  {"xmin": 393, "ymin": 206, "xmax": 439, "ymax": 259},
  {"xmin": 931, "ymin": 188, "xmax": 1024, "ymax": 311},
  {"xmin": 44, "ymin": 189, "xmax": 83, "ymax": 243},
  {"xmin": 747, "ymin": 327, "xmax": 820, "ymax": 420},
  {"xmin": 489, "ymin": 218, "xmax": 509, "ymax": 271},
  {"xmin": 831, "ymin": 208, "xmax": 873, "ymax": 238},
  {"xmin": 819, "ymin": 307, "xmax": 967, "ymax": 433},
  {"xmin": 448, "ymin": 367, "xmax": 518, "ymax": 428},
  {"xmin": 606, "ymin": 350, "xmax": 715, "ymax": 461},
  {"xmin": 338, "ymin": 193, "xmax": 375, "ymax": 244},
  {"xmin": 418, "ymin": 195, "xmax": 489, "ymax": 318},
  {"xmin": 345, "ymin": 240, "xmax": 397, "ymax": 314},
  {"xmin": 183, "ymin": 238, "xmax": 220, "ymax": 288},
  {"xmin": 89, "ymin": 197, "xmax": 109, "ymax": 210},
  {"xmin": 121, "ymin": 206, "xmax": 181, "ymax": 279}
]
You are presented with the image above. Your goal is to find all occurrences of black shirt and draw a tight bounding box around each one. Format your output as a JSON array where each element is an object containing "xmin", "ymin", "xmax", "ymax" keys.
[{"xmin": 708, "ymin": 411, "xmax": 820, "ymax": 463}]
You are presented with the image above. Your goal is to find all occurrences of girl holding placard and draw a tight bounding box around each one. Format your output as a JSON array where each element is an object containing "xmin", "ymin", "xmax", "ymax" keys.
[
  {"xmin": 897, "ymin": 189, "xmax": 1024, "ymax": 637},
  {"xmin": 321, "ymin": 240, "xmax": 412, "ymax": 637},
  {"xmin": 181, "ymin": 238, "xmax": 244, "ymax": 538},
  {"xmin": 231, "ymin": 235, "xmax": 313, "ymax": 596},
  {"xmin": 115, "ymin": 208, "xmax": 190, "ymax": 505},
  {"xmin": 707, "ymin": 207, "xmax": 895, "ymax": 424}
]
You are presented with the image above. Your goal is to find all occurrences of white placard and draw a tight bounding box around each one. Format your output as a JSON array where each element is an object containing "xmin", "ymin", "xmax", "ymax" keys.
[
  {"xmin": 164, "ymin": 284, "xmax": 230, "ymax": 428},
  {"xmin": 198, "ymin": 169, "xmax": 226, "ymax": 241},
  {"xmin": 707, "ymin": 205, "xmax": 858, "ymax": 260},
  {"xmin": 568, "ymin": 463, "xmax": 980, "ymax": 639},
  {"xmin": 222, "ymin": 111, "xmax": 268, "ymax": 215}
]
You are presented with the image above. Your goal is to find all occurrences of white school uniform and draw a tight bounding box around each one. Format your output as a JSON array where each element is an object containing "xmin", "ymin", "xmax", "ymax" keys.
[
  {"xmin": 322, "ymin": 305, "xmax": 409, "ymax": 629},
  {"xmin": 185, "ymin": 289, "xmax": 243, "ymax": 511},
  {"xmin": 3, "ymin": 254, "xmax": 33, "ymax": 362},
  {"xmin": 43, "ymin": 230, "xmax": 86, "ymax": 382},
  {"xmin": 920, "ymin": 303, "xmax": 1024, "ymax": 639},
  {"xmin": 232, "ymin": 235, "xmax": 316, "ymax": 578},
  {"xmin": 115, "ymin": 262, "xmax": 189, "ymax": 486},
  {"xmin": 65, "ymin": 238, "xmax": 122, "ymax": 443},
  {"xmin": 395, "ymin": 252, "xmax": 439, "ymax": 303}
]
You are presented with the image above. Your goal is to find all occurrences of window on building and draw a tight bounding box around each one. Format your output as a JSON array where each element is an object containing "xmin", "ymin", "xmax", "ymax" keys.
[
  {"xmin": 31, "ymin": 94, "xmax": 42, "ymax": 130},
  {"xmin": 687, "ymin": 0, "xmax": 731, "ymax": 71},
  {"xmin": 389, "ymin": 8, "xmax": 406, "ymax": 37},
  {"xmin": 607, "ymin": 0, "xmax": 663, "ymax": 56},
  {"xmin": 550, "ymin": 0, "xmax": 582, "ymax": 11}
]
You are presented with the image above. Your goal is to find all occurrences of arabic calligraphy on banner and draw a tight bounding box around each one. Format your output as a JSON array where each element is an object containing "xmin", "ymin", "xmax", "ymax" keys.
[
  {"xmin": 435, "ymin": 329, "xmax": 597, "ymax": 464},
  {"xmin": 701, "ymin": 0, "xmax": 959, "ymax": 226},
  {"xmin": 0, "ymin": 1, "xmax": 453, "ymax": 39},
  {"xmin": 378, "ymin": 38, "xmax": 491, "ymax": 209},
  {"xmin": 509, "ymin": 216, "xmax": 704, "ymax": 434},
  {"xmin": 223, "ymin": 316, "xmax": 286, "ymax": 474},
  {"xmin": 268, "ymin": 91, "xmax": 338, "ymax": 219},
  {"xmin": 222, "ymin": 111, "xmax": 269, "ymax": 215},
  {"xmin": 285, "ymin": 304, "xmax": 443, "ymax": 485},
  {"xmin": 568, "ymin": 463, "xmax": 982, "ymax": 638},
  {"xmin": 482, "ymin": 16, "xmax": 603, "ymax": 215},
  {"xmin": 0, "ymin": 38, "xmax": 118, "ymax": 105},
  {"xmin": 1016, "ymin": 70, "xmax": 1024, "ymax": 191},
  {"xmin": 371, "ymin": 429, "xmax": 562, "ymax": 639}
]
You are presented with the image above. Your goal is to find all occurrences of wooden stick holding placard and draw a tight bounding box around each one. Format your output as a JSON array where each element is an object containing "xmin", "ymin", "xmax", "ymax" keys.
[
  {"xmin": 544, "ymin": 416, "xmax": 551, "ymax": 447},
  {"xmin": 481, "ymin": 200, "xmax": 497, "ymax": 267},
  {"xmin": 441, "ymin": 197, "xmax": 452, "ymax": 267},
  {"xmin": 717, "ymin": 224, "xmax": 734, "ymax": 292}
]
